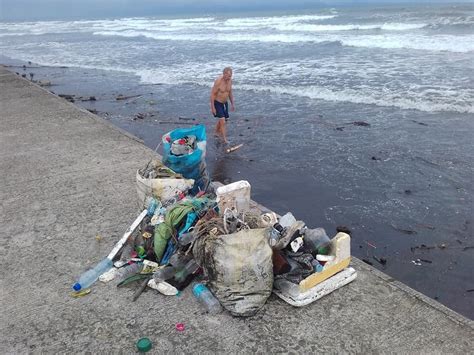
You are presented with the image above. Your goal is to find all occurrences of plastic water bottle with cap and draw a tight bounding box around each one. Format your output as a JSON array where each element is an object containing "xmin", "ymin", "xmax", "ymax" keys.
[
  {"xmin": 73, "ymin": 209, "xmax": 148, "ymax": 292},
  {"xmin": 73, "ymin": 258, "xmax": 113, "ymax": 292},
  {"xmin": 193, "ymin": 283, "xmax": 222, "ymax": 314}
]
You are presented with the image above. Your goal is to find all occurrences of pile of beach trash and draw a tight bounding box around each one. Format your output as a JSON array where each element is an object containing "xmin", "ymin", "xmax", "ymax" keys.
[{"xmin": 72, "ymin": 125, "xmax": 356, "ymax": 316}]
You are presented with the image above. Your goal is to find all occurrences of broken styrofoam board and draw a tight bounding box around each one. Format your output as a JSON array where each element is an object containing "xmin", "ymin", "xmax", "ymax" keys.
[
  {"xmin": 300, "ymin": 232, "xmax": 351, "ymax": 291},
  {"xmin": 273, "ymin": 267, "xmax": 357, "ymax": 307}
]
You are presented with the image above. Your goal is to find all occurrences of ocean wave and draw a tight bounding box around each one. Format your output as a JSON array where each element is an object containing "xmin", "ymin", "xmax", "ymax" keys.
[
  {"xmin": 2, "ymin": 46, "xmax": 471, "ymax": 114},
  {"xmin": 132, "ymin": 63, "xmax": 474, "ymax": 114},
  {"xmin": 92, "ymin": 29, "xmax": 474, "ymax": 53},
  {"xmin": 340, "ymin": 34, "xmax": 474, "ymax": 53},
  {"xmin": 236, "ymin": 84, "xmax": 474, "ymax": 114},
  {"xmin": 0, "ymin": 14, "xmax": 334, "ymax": 36},
  {"xmin": 271, "ymin": 22, "xmax": 427, "ymax": 32},
  {"xmin": 0, "ymin": 20, "xmax": 428, "ymax": 38},
  {"xmin": 92, "ymin": 30, "xmax": 337, "ymax": 44},
  {"xmin": 223, "ymin": 14, "xmax": 337, "ymax": 27}
]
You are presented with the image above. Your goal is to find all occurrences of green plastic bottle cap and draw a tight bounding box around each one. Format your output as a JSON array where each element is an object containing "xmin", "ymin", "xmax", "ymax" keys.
[
  {"xmin": 136, "ymin": 338, "xmax": 152, "ymax": 352},
  {"xmin": 318, "ymin": 246, "xmax": 329, "ymax": 255}
]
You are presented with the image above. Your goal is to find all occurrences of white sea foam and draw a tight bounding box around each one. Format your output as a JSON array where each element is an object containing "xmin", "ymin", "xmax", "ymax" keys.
[
  {"xmin": 1, "ymin": 14, "xmax": 472, "ymax": 53},
  {"xmin": 380, "ymin": 23, "xmax": 427, "ymax": 31},
  {"xmin": 223, "ymin": 14, "xmax": 337, "ymax": 27},
  {"xmin": 340, "ymin": 34, "xmax": 474, "ymax": 53},
  {"xmin": 272, "ymin": 22, "xmax": 427, "ymax": 32},
  {"xmin": 92, "ymin": 30, "xmax": 334, "ymax": 44},
  {"xmin": 91, "ymin": 29, "xmax": 474, "ymax": 53},
  {"xmin": 132, "ymin": 61, "xmax": 474, "ymax": 114},
  {"xmin": 237, "ymin": 84, "xmax": 474, "ymax": 114},
  {"xmin": 2, "ymin": 40, "xmax": 471, "ymax": 114}
]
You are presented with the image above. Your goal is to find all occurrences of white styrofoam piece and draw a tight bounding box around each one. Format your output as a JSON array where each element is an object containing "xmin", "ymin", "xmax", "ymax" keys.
[
  {"xmin": 216, "ymin": 180, "xmax": 251, "ymax": 213},
  {"xmin": 273, "ymin": 268, "xmax": 357, "ymax": 307}
]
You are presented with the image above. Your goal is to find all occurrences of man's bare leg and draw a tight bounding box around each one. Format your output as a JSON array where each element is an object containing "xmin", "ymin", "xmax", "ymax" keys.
[
  {"xmin": 219, "ymin": 117, "xmax": 228, "ymax": 144},
  {"xmin": 214, "ymin": 120, "xmax": 220, "ymax": 137}
]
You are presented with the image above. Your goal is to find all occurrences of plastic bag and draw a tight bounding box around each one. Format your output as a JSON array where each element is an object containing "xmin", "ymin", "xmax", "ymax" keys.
[
  {"xmin": 162, "ymin": 125, "xmax": 209, "ymax": 194},
  {"xmin": 193, "ymin": 228, "xmax": 273, "ymax": 317}
]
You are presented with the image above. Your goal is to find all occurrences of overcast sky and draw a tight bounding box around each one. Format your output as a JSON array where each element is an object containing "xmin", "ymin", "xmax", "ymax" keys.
[{"xmin": 0, "ymin": 0, "xmax": 469, "ymax": 21}]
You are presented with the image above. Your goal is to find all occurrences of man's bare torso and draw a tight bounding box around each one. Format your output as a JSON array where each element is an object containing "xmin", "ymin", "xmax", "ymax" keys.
[{"xmin": 214, "ymin": 75, "xmax": 232, "ymax": 103}]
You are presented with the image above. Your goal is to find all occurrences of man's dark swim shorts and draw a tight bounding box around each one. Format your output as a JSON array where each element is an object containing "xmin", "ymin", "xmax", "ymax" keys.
[{"xmin": 214, "ymin": 100, "xmax": 229, "ymax": 119}]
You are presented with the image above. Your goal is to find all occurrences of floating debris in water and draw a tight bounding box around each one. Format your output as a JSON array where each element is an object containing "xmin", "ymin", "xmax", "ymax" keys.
[
  {"xmin": 353, "ymin": 121, "xmax": 371, "ymax": 127},
  {"xmin": 373, "ymin": 256, "xmax": 387, "ymax": 266},
  {"xmin": 362, "ymin": 258, "xmax": 373, "ymax": 266},
  {"xmin": 336, "ymin": 225, "xmax": 351, "ymax": 235}
]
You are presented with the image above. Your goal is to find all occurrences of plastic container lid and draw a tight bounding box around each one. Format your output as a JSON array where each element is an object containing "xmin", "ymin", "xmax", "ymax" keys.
[{"xmin": 136, "ymin": 338, "xmax": 152, "ymax": 352}]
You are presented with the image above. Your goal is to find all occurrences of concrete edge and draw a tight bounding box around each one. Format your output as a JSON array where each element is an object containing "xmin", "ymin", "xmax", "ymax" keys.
[
  {"xmin": 351, "ymin": 258, "xmax": 474, "ymax": 328},
  {"xmin": 3, "ymin": 65, "xmax": 472, "ymax": 327},
  {"xmin": 0, "ymin": 65, "xmax": 145, "ymax": 146}
]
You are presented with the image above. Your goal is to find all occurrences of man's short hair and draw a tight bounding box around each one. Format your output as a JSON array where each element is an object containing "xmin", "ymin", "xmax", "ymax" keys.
[{"xmin": 223, "ymin": 67, "xmax": 232, "ymax": 74}]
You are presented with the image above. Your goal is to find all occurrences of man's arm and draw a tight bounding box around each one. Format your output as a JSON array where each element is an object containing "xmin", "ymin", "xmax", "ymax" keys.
[
  {"xmin": 210, "ymin": 79, "xmax": 218, "ymax": 115},
  {"xmin": 229, "ymin": 82, "xmax": 235, "ymax": 111}
]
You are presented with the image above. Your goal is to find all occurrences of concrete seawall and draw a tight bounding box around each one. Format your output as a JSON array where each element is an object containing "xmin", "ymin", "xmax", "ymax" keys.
[{"xmin": 1, "ymin": 67, "xmax": 473, "ymax": 353}]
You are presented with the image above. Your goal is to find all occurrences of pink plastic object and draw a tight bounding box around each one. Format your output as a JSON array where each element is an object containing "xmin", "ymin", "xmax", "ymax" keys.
[{"xmin": 176, "ymin": 323, "xmax": 185, "ymax": 332}]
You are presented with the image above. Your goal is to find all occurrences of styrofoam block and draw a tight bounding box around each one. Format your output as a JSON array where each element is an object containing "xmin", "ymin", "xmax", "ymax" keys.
[
  {"xmin": 273, "ymin": 267, "xmax": 357, "ymax": 307},
  {"xmin": 216, "ymin": 180, "xmax": 251, "ymax": 214}
]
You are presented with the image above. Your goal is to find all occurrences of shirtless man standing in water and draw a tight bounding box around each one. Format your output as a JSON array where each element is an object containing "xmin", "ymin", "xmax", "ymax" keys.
[{"xmin": 210, "ymin": 67, "xmax": 235, "ymax": 144}]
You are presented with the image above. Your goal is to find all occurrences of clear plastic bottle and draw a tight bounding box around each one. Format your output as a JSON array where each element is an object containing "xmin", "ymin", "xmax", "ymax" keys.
[
  {"xmin": 192, "ymin": 283, "xmax": 222, "ymax": 314},
  {"xmin": 73, "ymin": 258, "xmax": 113, "ymax": 291},
  {"xmin": 178, "ymin": 231, "xmax": 198, "ymax": 246},
  {"xmin": 153, "ymin": 266, "xmax": 176, "ymax": 282},
  {"xmin": 269, "ymin": 223, "xmax": 284, "ymax": 247},
  {"xmin": 119, "ymin": 242, "xmax": 135, "ymax": 261},
  {"xmin": 146, "ymin": 197, "xmax": 159, "ymax": 216},
  {"xmin": 303, "ymin": 227, "xmax": 330, "ymax": 254},
  {"xmin": 169, "ymin": 253, "xmax": 191, "ymax": 269},
  {"xmin": 114, "ymin": 262, "xmax": 144, "ymax": 284},
  {"xmin": 174, "ymin": 259, "xmax": 199, "ymax": 283}
]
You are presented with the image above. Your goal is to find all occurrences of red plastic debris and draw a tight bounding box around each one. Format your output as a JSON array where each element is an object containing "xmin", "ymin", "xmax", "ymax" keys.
[
  {"xmin": 176, "ymin": 323, "xmax": 185, "ymax": 332},
  {"xmin": 195, "ymin": 191, "xmax": 206, "ymax": 198}
]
